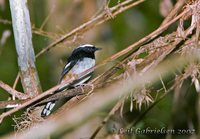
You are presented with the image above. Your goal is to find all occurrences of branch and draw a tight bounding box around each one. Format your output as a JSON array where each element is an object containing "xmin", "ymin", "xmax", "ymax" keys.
[
  {"xmin": 57, "ymin": 15, "xmax": 197, "ymax": 137},
  {"xmin": 0, "ymin": 81, "xmax": 29, "ymax": 99},
  {"xmin": 76, "ymin": 8, "xmax": 190, "ymax": 81},
  {"xmin": 0, "ymin": 85, "xmax": 90, "ymax": 109},
  {"xmin": 0, "ymin": 3, "xmax": 190, "ymax": 122},
  {"xmin": 161, "ymin": 0, "xmax": 185, "ymax": 26},
  {"xmin": 89, "ymin": 24, "xmax": 196, "ymax": 138},
  {"xmin": 12, "ymin": 0, "xmax": 188, "ymax": 94},
  {"xmin": 9, "ymin": 0, "xmax": 42, "ymax": 97},
  {"xmin": 11, "ymin": 0, "xmax": 146, "ymax": 96},
  {"xmin": 1, "ymin": 37, "xmax": 171, "ymax": 108},
  {"xmin": 0, "ymin": 72, "xmax": 91, "ymax": 122},
  {"xmin": 35, "ymin": 0, "xmax": 146, "ymax": 57},
  {"xmin": 128, "ymin": 86, "xmax": 174, "ymax": 128},
  {"xmin": 0, "ymin": 84, "xmax": 59, "ymax": 123},
  {"xmin": 33, "ymin": 85, "xmax": 92, "ymax": 106},
  {"xmin": 0, "ymin": 99, "xmax": 28, "ymax": 109},
  {"xmin": 4, "ymin": 53, "xmax": 199, "ymax": 139},
  {"xmin": 90, "ymin": 98, "xmax": 124, "ymax": 139},
  {"xmin": 68, "ymin": 8, "xmax": 191, "ymax": 88},
  {"xmin": 47, "ymin": 9, "xmax": 190, "ymax": 116},
  {"xmin": 0, "ymin": 18, "xmax": 11, "ymax": 25}
]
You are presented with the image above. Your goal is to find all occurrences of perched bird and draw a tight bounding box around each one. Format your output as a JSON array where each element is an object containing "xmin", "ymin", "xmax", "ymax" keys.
[{"xmin": 41, "ymin": 44, "xmax": 101, "ymax": 117}]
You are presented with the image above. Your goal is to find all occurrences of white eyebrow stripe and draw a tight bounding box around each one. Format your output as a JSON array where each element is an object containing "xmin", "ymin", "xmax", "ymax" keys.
[{"xmin": 79, "ymin": 44, "xmax": 94, "ymax": 48}]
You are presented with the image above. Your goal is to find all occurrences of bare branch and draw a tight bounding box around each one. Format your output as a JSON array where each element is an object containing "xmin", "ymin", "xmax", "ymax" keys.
[
  {"xmin": 12, "ymin": 0, "xmax": 146, "ymax": 95},
  {"xmin": 161, "ymin": 0, "xmax": 185, "ymax": 26},
  {"xmin": 0, "ymin": 99, "xmax": 28, "ymax": 109},
  {"xmin": 0, "ymin": 18, "xmax": 11, "ymax": 24},
  {"xmin": 74, "ymin": 8, "xmax": 189, "ymax": 83},
  {"xmin": 12, "ymin": 0, "xmax": 188, "ymax": 95},
  {"xmin": 0, "ymin": 3, "xmax": 190, "ymax": 123},
  {"xmin": 0, "ymin": 74, "xmax": 85, "ymax": 122},
  {"xmin": 35, "ymin": 0, "xmax": 146, "ymax": 57},
  {"xmin": 0, "ymin": 81, "xmax": 29, "ymax": 99},
  {"xmin": 9, "ymin": 0, "xmax": 42, "ymax": 97},
  {"xmin": 90, "ymin": 98, "xmax": 124, "ymax": 139},
  {"xmin": 4, "ymin": 53, "xmax": 200, "ymax": 139},
  {"xmin": 49, "ymin": 8, "xmax": 190, "ymax": 111}
]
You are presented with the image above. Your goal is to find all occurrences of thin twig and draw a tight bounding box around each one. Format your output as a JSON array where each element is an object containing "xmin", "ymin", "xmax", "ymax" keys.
[
  {"xmin": 4, "ymin": 53, "xmax": 198, "ymax": 139},
  {"xmin": 161, "ymin": 0, "xmax": 185, "ymax": 26},
  {"xmin": 0, "ymin": 99, "xmax": 28, "ymax": 109},
  {"xmin": 89, "ymin": 33, "xmax": 185, "ymax": 139},
  {"xmin": 23, "ymin": 32, "xmax": 178, "ymax": 110},
  {"xmin": 12, "ymin": 73, "xmax": 20, "ymax": 100},
  {"xmin": 159, "ymin": 74, "xmax": 167, "ymax": 93},
  {"xmin": 0, "ymin": 81, "xmax": 28, "ymax": 99},
  {"xmin": 32, "ymin": 26, "xmax": 61, "ymax": 40},
  {"xmin": 0, "ymin": 85, "xmax": 91, "ymax": 109},
  {"xmin": 35, "ymin": 0, "xmax": 145, "ymax": 58},
  {"xmin": 33, "ymin": 86, "xmax": 92, "ymax": 106},
  {"xmin": 12, "ymin": 0, "xmax": 146, "ymax": 93},
  {"xmin": 69, "ymin": 8, "xmax": 190, "ymax": 85},
  {"xmin": 13, "ymin": 5, "xmax": 190, "ymax": 120},
  {"xmin": 47, "ymin": 8, "xmax": 190, "ymax": 120},
  {"xmin": 0, "ymin": 77, "xmax": 77, "ymax": 123},
  {"xmin": 0, "ymin": 18, "xmax": 12, "ymax": 24},
  {"xmin": 127, "ymin": 86, "xmax": 174, "ymax": 128},
  {"xmin": 39, "ymin": 6, "xmax": 55, "ymax": 30},
  {"xmin": 90, "ymin": 98, "xmax": 124, "ymax": 139},
  {"xmin": 83, "ymin": 12, "xmax": 196, "ymax": 138},
  {"xmin": 11, "ymin": 0, "xmax": 189, "ymax": 97},
  {"xmin": 197, "ymin": 93, "xmax": 200, "ymax": 138},
  {"xmin": 0, "ymin": 67, "xmax": 98, "ymax": 122}
]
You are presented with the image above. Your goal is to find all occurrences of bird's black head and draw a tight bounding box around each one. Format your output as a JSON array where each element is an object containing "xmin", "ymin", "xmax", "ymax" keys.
[{"xmin": 70, "ymin": 44, "xmax": 101, "ymax": 60}]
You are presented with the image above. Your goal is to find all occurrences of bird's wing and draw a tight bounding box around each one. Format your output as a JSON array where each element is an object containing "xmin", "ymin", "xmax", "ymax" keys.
[
  {"xmin": 60, "ymin": 60, "xmax": 78, "ymax": 83},
  {"xmin": 54, "ymin": 60, "xmax": 78, "ymax": 93}
]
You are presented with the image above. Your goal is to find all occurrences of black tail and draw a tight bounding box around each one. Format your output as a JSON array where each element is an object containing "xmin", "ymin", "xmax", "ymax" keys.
[
  {"xmin": 41, "ymin": 101, "xmax": 56, "ymax": 117},
  {"xmin": 41, "ymin": 84, "xmax": 69, "ymax": 117}
]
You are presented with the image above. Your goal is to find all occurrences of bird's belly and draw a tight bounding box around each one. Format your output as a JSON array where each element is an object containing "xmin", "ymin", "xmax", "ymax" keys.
[{"xmin": 71, "ymin": 58, "xmax": 95, "ymax": 74}]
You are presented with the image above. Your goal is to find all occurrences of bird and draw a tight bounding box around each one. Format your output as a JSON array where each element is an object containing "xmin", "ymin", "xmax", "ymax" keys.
[{"xmin": 41, "ymin": 44, "xmax": 101, "ymax": 117}]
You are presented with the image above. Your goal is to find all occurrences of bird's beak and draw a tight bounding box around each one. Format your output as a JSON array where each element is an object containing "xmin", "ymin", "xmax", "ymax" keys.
[{"xmin": 95, "ymin": 47, "xmax": 102, "ymax": 51}]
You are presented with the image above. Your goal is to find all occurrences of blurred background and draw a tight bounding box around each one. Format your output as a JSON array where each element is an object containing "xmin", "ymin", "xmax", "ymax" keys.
[{"xmin": 0, "ymin": 0, "xmax": 198, "ymax": 139}]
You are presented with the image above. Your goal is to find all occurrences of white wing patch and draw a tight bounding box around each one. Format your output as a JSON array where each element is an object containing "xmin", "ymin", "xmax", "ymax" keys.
[
  {"xmin": 64, "ymin": 62, "xmax": 71, "ymax": 69},
  {"xmin": 59, "ymin": 58, "xmax": 95, "ymax": 90}
]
